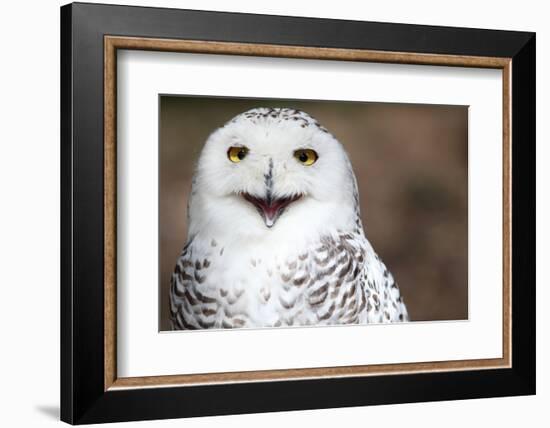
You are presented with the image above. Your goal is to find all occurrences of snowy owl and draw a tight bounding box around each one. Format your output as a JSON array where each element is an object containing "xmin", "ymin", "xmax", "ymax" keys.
[{"xmin": 169, "ymin": 107, "xmax": 408, "ymax": 330}]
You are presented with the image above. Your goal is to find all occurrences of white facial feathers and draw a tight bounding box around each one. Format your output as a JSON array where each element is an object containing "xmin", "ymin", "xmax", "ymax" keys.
[{"xmin": 187, "ymin": 108, "xmax": 361, "ymax": 243}]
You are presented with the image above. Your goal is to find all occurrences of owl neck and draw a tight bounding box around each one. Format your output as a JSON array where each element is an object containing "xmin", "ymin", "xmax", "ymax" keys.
[{"xmin": 187, "ymin": 191, "xmax": 361, "ymax": 254}]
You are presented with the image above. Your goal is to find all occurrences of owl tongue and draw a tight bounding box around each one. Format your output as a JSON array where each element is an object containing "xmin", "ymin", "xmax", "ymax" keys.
[{"xmin": 242, "ymin": 193, "xmax": 302, "ymax": 228}]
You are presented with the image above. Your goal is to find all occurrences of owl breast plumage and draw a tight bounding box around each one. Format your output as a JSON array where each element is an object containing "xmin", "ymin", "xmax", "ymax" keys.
[{"xmin": 169, "ymin": 107, "xmax": 408, "ymax": 330}]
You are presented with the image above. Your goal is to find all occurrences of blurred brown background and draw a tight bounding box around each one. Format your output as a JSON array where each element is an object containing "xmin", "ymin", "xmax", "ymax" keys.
[{"xmin": 159, "ymin": 96, "xmax": 468, "ymax": 330}]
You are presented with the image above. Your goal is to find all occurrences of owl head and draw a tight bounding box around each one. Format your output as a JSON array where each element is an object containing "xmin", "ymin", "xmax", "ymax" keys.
[{"xmin": 187, "ymin": 108, "xmax": 361, "ymax": 245}]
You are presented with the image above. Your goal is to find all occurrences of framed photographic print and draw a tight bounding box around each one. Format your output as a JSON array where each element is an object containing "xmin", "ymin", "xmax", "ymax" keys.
[{"xmin": 60, "ymin": 2, "xmax": 535, "ymax": 424}]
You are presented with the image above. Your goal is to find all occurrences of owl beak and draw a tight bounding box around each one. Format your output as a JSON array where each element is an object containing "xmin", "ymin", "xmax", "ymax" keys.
[{"xmin": 242, "ymin": 193, "xmax": 302, "ymax": 228}]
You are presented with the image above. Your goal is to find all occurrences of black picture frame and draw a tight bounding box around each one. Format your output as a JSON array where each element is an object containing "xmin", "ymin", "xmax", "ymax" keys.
[{"xmin": 61, "ymin": 2, "xmax": 535, "ymax": 424}]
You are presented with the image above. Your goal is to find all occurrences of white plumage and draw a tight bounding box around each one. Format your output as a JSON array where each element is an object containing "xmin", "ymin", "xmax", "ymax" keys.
[{"xmin": 170, "ymin": 108, "xmax": 408, "ymax": 329}]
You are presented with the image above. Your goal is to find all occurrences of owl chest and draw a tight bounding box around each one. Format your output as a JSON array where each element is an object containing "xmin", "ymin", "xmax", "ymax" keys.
[
  {"xmin": 192, "ymin": 256, "xmax": 311, "ymax": 327},
  {"xmin": 172, "ymin": 233, "xmax": 406, "ymax": 329},
  {"xmin": 189, "ymin": 250, "xmax": 367, "ymax": 328}
]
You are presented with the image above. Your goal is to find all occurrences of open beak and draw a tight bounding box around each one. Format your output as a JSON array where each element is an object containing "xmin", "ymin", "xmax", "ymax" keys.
[{"xmin": 242, "ymin": 193, "xmax": 302, "ymax": 228}]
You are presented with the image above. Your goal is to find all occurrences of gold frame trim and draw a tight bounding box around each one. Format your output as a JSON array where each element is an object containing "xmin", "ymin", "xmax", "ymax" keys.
[{"xmin": 104, "ymin": 36, "xmax": 512, "ymax": 391}]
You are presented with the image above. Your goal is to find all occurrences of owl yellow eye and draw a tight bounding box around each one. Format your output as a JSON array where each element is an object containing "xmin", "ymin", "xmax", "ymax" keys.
[
  {"xmin": 227, "ymin": 146, "xmax": 249, "ymax": 163},
  {"xmin": 294, "ymin": 149, "xmax": 318, "ymax": 166}
]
